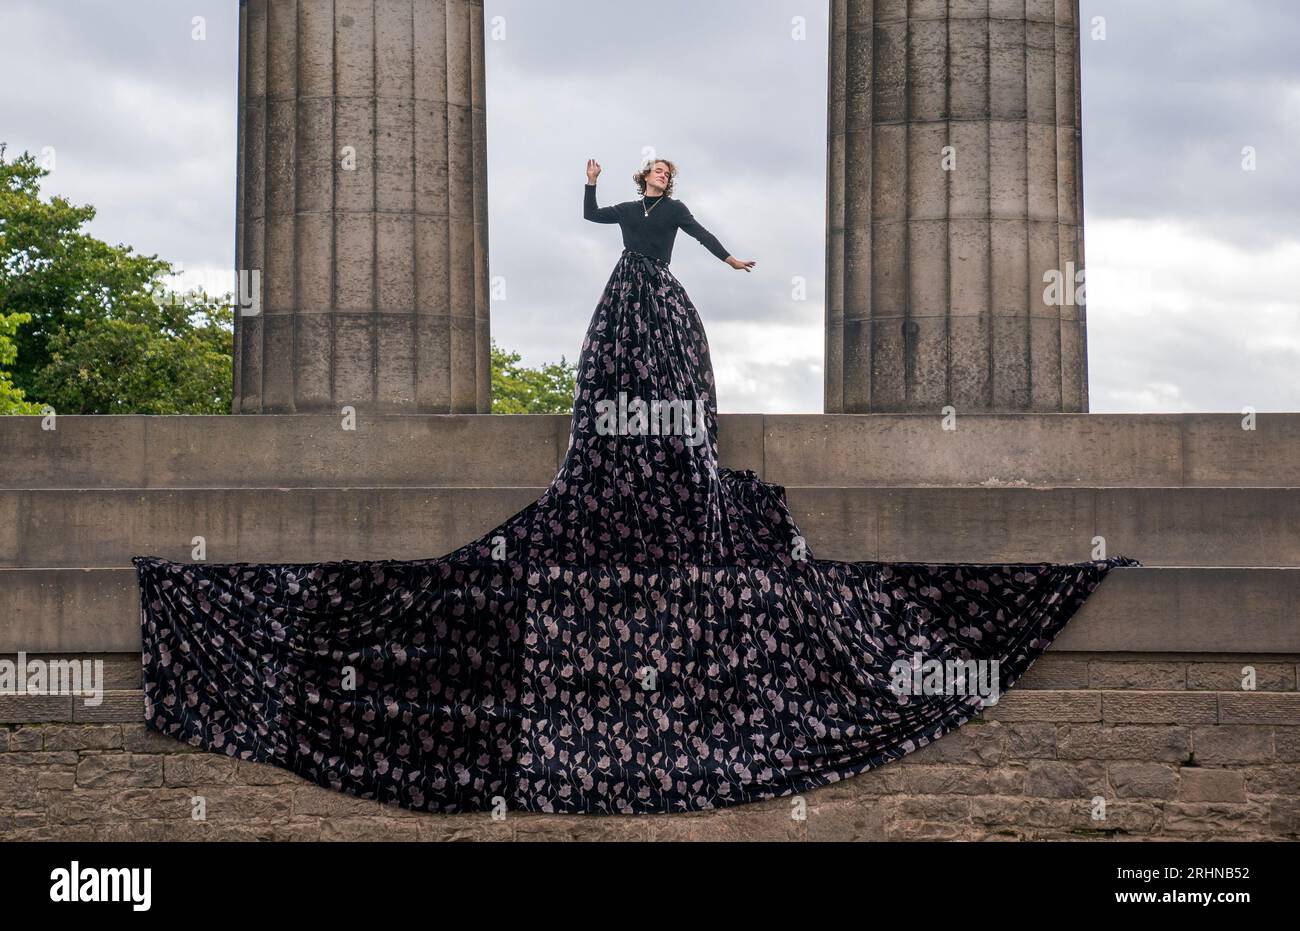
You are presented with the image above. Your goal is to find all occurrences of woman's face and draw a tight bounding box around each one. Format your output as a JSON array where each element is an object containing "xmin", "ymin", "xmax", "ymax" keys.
[{"xmin": 646, "ymin": 161, "xmax": 671, "ymax": 193}]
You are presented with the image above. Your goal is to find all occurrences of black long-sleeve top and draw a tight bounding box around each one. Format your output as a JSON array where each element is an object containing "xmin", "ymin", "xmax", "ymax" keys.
[{"xmin": 584, "ymin": 183, "xmax": 731, "ymax": 264}]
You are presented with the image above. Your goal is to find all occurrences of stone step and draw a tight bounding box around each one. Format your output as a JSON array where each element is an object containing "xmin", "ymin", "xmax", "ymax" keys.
[
  {"xmin": 1, "ymin": 566, "xmax": 1296, "ymax": 655},
  {"xmin": 4, "ymin": 413, "xmax": 1299, "ymax": 488},
  {"xmin": 8, "ymin": 687, "xmax": 1299, "ymax": 727},
  {"xmin": 6, "ymin": 650, "xmax": 1297, "ymax": 704},
  {"xmin": 2, "ymin": 486, "xmax": 1296, "ymax": 568}
]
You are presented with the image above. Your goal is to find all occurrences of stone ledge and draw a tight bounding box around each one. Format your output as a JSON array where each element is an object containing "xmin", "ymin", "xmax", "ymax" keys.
[
  {"xmin": 6, "ymin": 485, "xmax": 1300, "ymax": 568},
  {"xmin": 4, "ymin": 413, "xmax": 1300, "ymax": 489},
  {"xmin": 4, "ymin": 566, "xmax": 1296, "ymax": 654},
  {"xmin": 7, "ymin": 651, "xmax": 1294, "ymax": 696},
  {"xmin": 3, "ymin": 688, "xmax": 1296, "ymax": 728}
]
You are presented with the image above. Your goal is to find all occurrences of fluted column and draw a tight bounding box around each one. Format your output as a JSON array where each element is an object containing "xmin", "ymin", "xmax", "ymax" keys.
[
  {"xmin": 826, "ymin": 0, "xmax": 1088, "ymax": 413},
  {"xmin": 234, "ymin": 0, "xmax": 490, "ymax": 414}
]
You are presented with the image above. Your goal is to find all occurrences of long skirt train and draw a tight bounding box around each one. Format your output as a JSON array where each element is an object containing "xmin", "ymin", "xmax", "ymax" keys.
[{"xmin": 132, "ymin": 247, "xmax": 1139, "ymax": 814}]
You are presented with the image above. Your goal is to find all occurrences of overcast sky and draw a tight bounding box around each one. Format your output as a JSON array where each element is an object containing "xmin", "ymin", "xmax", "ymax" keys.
[{"xmin": 2, "ymin": 0, "xmax": 1297, "ymax": 412}]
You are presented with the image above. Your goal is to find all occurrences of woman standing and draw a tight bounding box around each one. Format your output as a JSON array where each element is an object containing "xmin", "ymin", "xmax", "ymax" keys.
[
  {"xmin": 583, "ymin": 157, "xmax": 756, "ymax": 272},
  {"xmin": 133, "ymin": 157, "xmax": 1139, "ymax": 816}
]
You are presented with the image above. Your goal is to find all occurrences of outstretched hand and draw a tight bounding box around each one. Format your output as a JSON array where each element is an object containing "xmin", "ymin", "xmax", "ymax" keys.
[
  {"xmin": 725, "ymin": 256, "xmax": 757, "ymax": 272},
  {"xmin": 586, "ymin": 158, "xmax": 602, "ymax": 184}
]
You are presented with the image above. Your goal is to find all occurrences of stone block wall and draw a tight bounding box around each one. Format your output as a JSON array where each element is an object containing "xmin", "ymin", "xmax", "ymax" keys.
[{"xmin": 4, "ymin": 652, "xmax": 1296, "ymax": 841}]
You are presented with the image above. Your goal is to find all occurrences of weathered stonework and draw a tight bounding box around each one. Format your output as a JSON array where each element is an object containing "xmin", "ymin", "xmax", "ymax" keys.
[
  {"xmin": 233, "ymin": 0, "xmax": 491, "ymax": 413},
  {"xmin": 4, "ymin": 654, "xmax": 1297, "ymax": 841},
  {"xmin": 826, "ymin": 0, "xmax": 1090, "ymax": 412}
]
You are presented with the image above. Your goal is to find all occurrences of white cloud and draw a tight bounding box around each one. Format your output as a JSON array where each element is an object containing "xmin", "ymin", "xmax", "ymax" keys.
[{"xmin": 1087, "ymin": 218, "xmax": 1300, "ymax": 412}]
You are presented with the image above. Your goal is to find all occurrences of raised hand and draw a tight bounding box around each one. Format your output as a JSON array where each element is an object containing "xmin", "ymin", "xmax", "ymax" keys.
[
  {"xmin": 725, "ymin": 256, "xmax": 757, "ymax": 272},
  {"xmin": 586, "ymin": 158, "xmax": 602, "ymax": 184}
]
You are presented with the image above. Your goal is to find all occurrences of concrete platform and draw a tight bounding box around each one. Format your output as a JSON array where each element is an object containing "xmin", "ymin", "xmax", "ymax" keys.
[
  {"xmin": 4, "ymin": 413, "xmax": 1300, "ymax": 488},
  {"xmin": 1, "ymin": 485, "xmax": 1297, "ymax": 567},
  {"xmin": 2, "ymin": 565, "xmax": 1296, "ymax": 655},
  {"xmin": 3, "ymin": 413, "xmax": 1297, "ymax": 658}
]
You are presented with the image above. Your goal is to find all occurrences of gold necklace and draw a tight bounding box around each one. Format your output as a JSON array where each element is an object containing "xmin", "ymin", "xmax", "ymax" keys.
[{"xmin": 642, "ymin": 192, "xmax": 665, "ymax": 218}]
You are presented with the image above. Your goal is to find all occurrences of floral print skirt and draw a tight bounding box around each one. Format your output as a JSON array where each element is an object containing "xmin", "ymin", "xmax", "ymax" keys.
[{"xmin": 132, "ymin": 247, "xmax": 1140, "ymax": 815}]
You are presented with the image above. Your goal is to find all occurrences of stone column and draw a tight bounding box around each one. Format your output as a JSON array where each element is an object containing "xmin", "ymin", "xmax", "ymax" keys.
[
  {"xmin": 825, "ymin": 0, "xmax": 1088, "ymax": 413},
  {"xmin": 234, "ymin": 0, "xmax": 490, "ymax": 413}
]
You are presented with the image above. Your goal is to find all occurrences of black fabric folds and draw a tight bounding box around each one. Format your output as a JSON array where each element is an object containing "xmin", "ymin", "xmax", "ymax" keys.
[{"xmin": 133, "ymin": 247, "xmax": 1139, "ymax": 814}]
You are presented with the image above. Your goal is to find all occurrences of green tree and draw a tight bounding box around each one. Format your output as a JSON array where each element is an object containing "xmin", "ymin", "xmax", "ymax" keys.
[
  {"xmin": 491, "ymin": 338, "xmax": 576, "ymax": 414},
  {"xmin": 28, "ymin": 292, "xmax": 232, "ymax": 414},
  {"xmin": 1, "ymin": 143, "xmax": 576, "ymax": 416},
  {"xmin": 0, "ymin": 143, "xmax": 232, "ymax": 414},
  {"xmin": 0, "ymin": 311, "xmax": 42, "ymax": 414}
]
